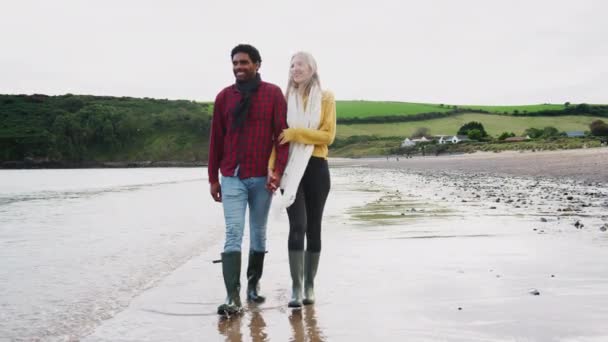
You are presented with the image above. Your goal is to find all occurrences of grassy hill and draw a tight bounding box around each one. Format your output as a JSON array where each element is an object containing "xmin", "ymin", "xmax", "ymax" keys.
[
  {"xmin": 336, "ymin": 113, "xmax": 604, "ymax": 138},
  {"xmin": 334, "ymin": 101, "xmax": 570, "ymax": 119},
  {"xmin": 1, "ymin": 94, "xmax": 606, "ymax": 165},
  {"xmin": 336, "ymin": 101, "xmax": 450, "ymax": 118},
  {"xmin": 455, "ymin": 104, "xmax": 564, "ymax": 114}
]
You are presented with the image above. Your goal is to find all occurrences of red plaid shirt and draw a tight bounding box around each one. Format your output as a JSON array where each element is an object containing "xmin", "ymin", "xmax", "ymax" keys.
[{"xmin": 208, "ymin": 80, "xmax": 289, "ymax": 184}]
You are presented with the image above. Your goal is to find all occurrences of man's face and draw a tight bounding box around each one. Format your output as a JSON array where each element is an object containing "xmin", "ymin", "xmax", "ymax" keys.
[{"xmin": 232, "ymin": 52, "xmax": 259, "ymax": 82}]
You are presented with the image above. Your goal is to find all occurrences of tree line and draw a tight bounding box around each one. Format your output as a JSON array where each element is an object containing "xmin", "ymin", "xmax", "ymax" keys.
[
  {"xmin": 337, "ymin": 103, "xmax": 608, "ymax": 125},
  {"xmin": 0, "ymin": 94, "xmax": 211, "ymax": 161}
]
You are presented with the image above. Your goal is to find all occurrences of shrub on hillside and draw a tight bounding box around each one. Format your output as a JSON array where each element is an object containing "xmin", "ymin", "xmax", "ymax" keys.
[
  {"xmin": 410, "ymin": 127, "xmax": 431, "ymax": 138},
  {"xmin": 498, "ymin": 132, "xmax": 516, "ymax": 140},
  {"xmin": 457, "ymin": 121, "xmax": 487, "ymax": 137},
  {"xmin": 467, "ymin": 129, "xmax": 483, "ymax": 140},
  {"xmin": 590, "ymin": 120, "xmax": 608, "ymax": 136},
  {"xmin": 523, "ymin": 126, "xmax": 561, "ymax": 139}
]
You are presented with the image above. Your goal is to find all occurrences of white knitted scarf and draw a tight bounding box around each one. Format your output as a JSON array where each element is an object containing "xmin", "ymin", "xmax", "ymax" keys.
[{"xmin": 279, "ymin": 84, "xmax": 322, "ymax": 208}]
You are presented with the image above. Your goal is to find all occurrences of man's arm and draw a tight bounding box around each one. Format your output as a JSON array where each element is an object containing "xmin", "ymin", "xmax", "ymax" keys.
[
  {"xmin": 208, "ymin": 92, "xmax": 225, "ymax": 202},
  {"xmin": 268, "ymin": 88, "xmax": 288, "ymax": 191},
  {"xmin": 272, "ymin": 88, "xmax": 289, "ymax": 176}
]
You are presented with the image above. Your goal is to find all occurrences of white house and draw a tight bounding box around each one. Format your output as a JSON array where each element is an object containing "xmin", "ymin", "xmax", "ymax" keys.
[
  {"xmin": 453, "ymin": 135, "xmax": 471, "ymax": 143},
  {"xmin": 412, "ymin": 136, "xmax": 430, "ymax": 143},
  {"xmin": 438, "ymin": 135, "xmax": 470, "ymax": 144},
  {"xmin": 401, "ymin": 136, "xmax": 431, "ymax": 147},
  {"xmin": 401, "ymin": 138, "xmax": 416, "ymax": 147},
  {"xmin": 437, "ymin": 136, "xmax": 450, "ymax": 144}
]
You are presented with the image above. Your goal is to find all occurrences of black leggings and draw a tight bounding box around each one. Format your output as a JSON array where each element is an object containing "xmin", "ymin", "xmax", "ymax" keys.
[{"xmin": 287, "ymin": 157, "xmax": 330, "ymax": 252}]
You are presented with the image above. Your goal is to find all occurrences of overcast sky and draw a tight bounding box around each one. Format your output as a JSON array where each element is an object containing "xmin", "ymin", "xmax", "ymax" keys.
[{"xmin": 1, "ymin": 0, "xmax": 606, "ymax": 104}]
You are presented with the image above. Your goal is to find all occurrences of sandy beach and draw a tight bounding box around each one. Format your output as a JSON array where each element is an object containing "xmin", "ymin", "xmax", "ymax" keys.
[{"xmin": 78, "ymin": 149, "xmax": 608, "ymax": 342}]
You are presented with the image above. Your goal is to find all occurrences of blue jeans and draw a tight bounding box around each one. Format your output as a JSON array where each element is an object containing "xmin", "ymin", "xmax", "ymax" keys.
[{"xmin": 221, "ymin": 176, "xmax": 272, "ymax": 253}]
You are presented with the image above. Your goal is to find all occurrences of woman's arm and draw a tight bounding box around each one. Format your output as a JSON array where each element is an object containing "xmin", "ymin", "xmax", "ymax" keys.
[{"xmin": 280, "ymin": 91, "xmax": 336, "ymax": 145}]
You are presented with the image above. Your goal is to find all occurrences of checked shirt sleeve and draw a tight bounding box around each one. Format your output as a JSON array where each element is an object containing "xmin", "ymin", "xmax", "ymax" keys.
[
  {"xmin": 271, "ymin": 88, "xmax": 289, "ymax": 176},
  {"xmin": 208, "ymin": 93, "xmax": 225, "ymax": 184}
]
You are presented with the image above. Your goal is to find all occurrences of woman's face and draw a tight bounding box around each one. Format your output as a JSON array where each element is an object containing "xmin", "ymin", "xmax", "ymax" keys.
[{"xmin": 290, "ymin": 55, "xmax": 313, "ymax": 85}]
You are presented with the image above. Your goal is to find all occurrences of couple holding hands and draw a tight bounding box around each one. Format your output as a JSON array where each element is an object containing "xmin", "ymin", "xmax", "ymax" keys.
[{"xmin": 207, "ymin": 44, "xmax": 336, "ymax": 316}]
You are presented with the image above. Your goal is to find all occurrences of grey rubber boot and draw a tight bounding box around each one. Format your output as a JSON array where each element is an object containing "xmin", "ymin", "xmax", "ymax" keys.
[
  {"xmin": 246, "ymin": 250, "xmax": 266, "ymax": 303},
  {"xmin": 303, "ymin": 251, "xmax": 320, "ymax": 305},
  {"xmin": 288, "ymin": 251, "xmax": 304, "ymax": 308},
  {"xmin": 217, "ymin": 251, "xmax": 243, "ymax": 316}
]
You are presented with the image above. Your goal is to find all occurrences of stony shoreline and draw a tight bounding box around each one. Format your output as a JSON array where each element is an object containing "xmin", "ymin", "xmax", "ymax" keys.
[{"xmin": 330, "ymin": 147, "xmax": 608, "ymax": 184}]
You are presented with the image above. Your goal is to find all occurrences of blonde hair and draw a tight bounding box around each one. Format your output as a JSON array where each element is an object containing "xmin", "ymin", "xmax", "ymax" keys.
[{"xmin": 285, "ymin": 51, "xmax": 321, "ymax": 99}]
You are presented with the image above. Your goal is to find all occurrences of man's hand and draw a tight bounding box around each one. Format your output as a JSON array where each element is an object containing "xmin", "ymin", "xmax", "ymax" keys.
[
  {"xmin": 210, "ymin": 182, "xmax": 222, "ymax": 202},
  {"xmin": 266, "ymin": 169, "xmax": 281, "ymax": 193}
]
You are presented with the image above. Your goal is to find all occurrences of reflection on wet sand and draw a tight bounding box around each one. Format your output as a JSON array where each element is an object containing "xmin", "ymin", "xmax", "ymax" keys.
[
  {"xmin": 289, "ymin": 306, "xmax": 325, "ymax": 342},
  {"xmin": 217, "ymin": 314, "xmax": 243, "ymax": 342},
  {"xmin": 217, "ymin": 305, "xmax": 324, "ymax": 342},
  {"xmin": 248, "ymin": 308, "xmax": 268, "ymax": 342},
  {"xmin": 217, "ymin": 304, "xmax": 269, "ymax": 342}
]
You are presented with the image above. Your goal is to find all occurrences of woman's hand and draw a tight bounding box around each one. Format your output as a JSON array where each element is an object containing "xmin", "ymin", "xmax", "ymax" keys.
[{"xmin": 279, "ymin": 129, "xmax": 293, "ymax": 145}]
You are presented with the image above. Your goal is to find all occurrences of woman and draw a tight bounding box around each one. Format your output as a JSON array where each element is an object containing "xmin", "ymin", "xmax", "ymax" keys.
[{"xmin": 277, "ymin": 51, "xmax": 336, "ymax": 308}]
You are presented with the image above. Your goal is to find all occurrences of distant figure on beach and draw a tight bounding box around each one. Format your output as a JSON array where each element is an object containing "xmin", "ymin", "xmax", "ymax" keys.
[
  {"xmin": 276, "ymin": 51, "xmax": 336, "ymax": 308},
  {"xmin": 208, "ymin": 44, "xmax": 289, "ymax": 316}
]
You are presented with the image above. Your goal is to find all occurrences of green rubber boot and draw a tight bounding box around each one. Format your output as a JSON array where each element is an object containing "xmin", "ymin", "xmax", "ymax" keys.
[
  {"xmin": 303, "ymin": 251, "xmax": 320, "ymax": 305},
  {"xmin": 288, "ymin": 251, "xmax": 304, "ymax": 308},
  {"xmin": 246, "ymin": 250, "xmax": 266, "ymax": 303},
  {"xmin": 217, "ymin": 251, "xmax": 243, "ymax": 316}
]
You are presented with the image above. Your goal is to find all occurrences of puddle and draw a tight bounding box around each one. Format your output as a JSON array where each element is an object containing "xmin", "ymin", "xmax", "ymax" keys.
[{"xmin": 347, "ymin": 191, "xmax": 454, "ymax": 225}]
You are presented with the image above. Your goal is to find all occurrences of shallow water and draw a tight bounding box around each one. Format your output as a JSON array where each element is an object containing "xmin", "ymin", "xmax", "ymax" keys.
[{"xmin": 0, "ymin": 168, "xmax": 222, "ymax": 341}]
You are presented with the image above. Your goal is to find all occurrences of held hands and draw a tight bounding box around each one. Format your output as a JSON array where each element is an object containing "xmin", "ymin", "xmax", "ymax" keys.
[
  {"xmin": 278, "ymin": 129, "xmax": 293, "ymax": 145},
  {"xmin": 266, "ymin": 169, "xmax": 282, "ymax": 193},
  {"xmin": 210, "ymin": 182, "xmax": 222, "ymax": 202}
]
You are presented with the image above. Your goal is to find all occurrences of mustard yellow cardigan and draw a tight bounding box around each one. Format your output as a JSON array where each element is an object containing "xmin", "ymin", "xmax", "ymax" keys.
[{"xmin": 269, "ymin": 90, "xmax": 336, "ymax": 170}]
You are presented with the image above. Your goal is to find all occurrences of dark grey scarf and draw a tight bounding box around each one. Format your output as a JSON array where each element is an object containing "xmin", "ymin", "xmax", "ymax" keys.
[{"xmin": 232, "ymin": 73, "xmax": 261, "ymax": 129}]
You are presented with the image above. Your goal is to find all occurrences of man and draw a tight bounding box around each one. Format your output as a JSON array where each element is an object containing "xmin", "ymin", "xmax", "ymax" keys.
[{"xmin": 208, "ymin": 44, "xmax": 289, "ymax": 316}]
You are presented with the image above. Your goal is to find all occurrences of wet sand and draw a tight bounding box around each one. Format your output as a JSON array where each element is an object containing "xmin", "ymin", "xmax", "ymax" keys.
[{"xmin": 83, "ymin": 159, "xmax": 608, "ymax": 341}]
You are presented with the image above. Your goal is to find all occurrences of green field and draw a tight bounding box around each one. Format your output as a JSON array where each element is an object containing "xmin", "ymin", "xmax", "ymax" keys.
[
  {"xmin": 336, "ymin": 101, "xmax": 450, "ymax": 118},
  {"xmin": 334, "ymin": 101, "xmax": 572, "ymax": 119},
  {"xmin": 336, "ymin": 113, "xmax": 603, "ymax": 138},
  {"xmin": 457, "ymin": 104, "xmax": 565, "ymax": 113}
]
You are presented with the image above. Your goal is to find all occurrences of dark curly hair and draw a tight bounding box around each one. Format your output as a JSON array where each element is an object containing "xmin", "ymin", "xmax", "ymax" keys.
[{"xmin": 231, "ymin": 44, "xmax": 262, "ymax": 64}]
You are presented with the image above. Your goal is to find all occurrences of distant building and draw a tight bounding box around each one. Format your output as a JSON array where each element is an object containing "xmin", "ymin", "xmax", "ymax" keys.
[
  {"xmin": 401, "ymin": 136, "xmax": 431, "ymax": 147},
  {"xmin": 566, "ymin": 131, "xmax": 585, "ymax": 138},
  {"xmin": 438, "ymin": 135, "xmax": 470, "ymax": 144},
  {"xmin": 412, "ymin": 136, "xmax": 430, "ymax": 143},
  {"xmin": 401, "ymin": 138, "xmax": 416, "ymax": 147},
  {"xmin": 454, "ymin": 135, "xmax": 471, "ymax": 143}
]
